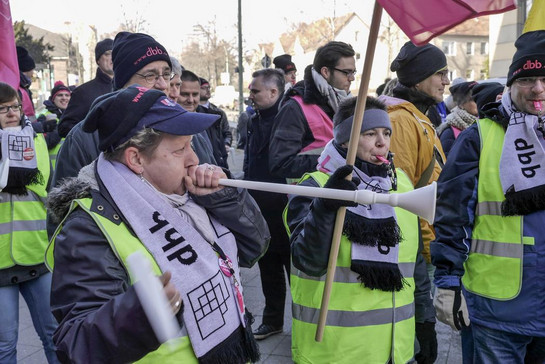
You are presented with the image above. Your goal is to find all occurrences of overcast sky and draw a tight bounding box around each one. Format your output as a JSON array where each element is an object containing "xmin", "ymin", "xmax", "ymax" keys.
[{"xmin": 10, "ymin": 0, "xmax": 364, "ymax": 53}]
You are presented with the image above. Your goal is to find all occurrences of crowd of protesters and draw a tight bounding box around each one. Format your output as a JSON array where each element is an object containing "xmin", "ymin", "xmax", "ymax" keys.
[{"xmin": 2, "ymin": 20, "xmax": 545, "ymax": 364}]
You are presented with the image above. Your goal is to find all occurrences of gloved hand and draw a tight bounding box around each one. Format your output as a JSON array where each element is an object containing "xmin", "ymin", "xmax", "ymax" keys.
[
  {"xmin": 434, "ymin": 287, "xmax": 471, "ymax": 331},
  {"xmin": 415, "ymin": 321, "xmax": 437, "ymax": 364},
  {"xmin": 36, "ymin": 114, "xmax": 58, "ymax": 133},
  {"xmin": 320, "ymin": 165, "xmax": 360, "ymax": 210}
]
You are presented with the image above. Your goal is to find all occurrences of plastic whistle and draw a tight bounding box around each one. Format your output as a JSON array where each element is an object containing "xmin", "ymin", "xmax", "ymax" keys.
[
  {"xmin": 534, "ymin": 101, "xmax": 543, "ymax": 112},
  {"xmin": 376, "ymin": 155, "xmax": 390, "ymax": 165}
]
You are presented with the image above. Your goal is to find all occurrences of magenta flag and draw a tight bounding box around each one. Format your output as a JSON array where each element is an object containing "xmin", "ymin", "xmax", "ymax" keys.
[
  {"xmin": 378, "ymin": 0, "xmax": 517, "ymax": 45},
  {"xmin": 0, "ymin": 1, "xmax": 20, "ymax": 89}
]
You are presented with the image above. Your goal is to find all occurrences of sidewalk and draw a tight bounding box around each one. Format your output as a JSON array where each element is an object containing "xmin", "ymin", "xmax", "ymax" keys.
[{"xmin": 16, "ymin": 148, "xmax": 462, "ymax": 363}]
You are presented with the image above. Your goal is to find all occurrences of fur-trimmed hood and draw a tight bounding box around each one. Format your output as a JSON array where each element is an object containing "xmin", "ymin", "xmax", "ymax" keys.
[{"xmin": 47, "ymin": 162, "xmax": 98, "ymax": 224}]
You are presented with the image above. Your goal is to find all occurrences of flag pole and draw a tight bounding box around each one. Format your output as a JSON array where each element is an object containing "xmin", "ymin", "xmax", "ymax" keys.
[{"xmin": 315, "ymin": 0, "xmax": 384, "ymax": 342}]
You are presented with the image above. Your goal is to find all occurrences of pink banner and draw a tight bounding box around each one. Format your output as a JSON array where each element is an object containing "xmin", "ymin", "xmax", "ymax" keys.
[
  {"xmin": 378, "ymin": 0, "xmax": 517, "ymax": 45},
  {"xmin": 0, "ymin": 0, "xmax": 20, "ymax": 89}
]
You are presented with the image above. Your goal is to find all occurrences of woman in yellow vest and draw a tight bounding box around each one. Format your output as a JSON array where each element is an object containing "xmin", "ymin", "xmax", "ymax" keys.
[
  {"xmin": 285, "ymin": 96, "xmax": 436, "ymax": 363},
  {"xmin": 0, "ymin": 82, "xmax": 59, "ymax": 363},
  {"xmin": 46, "ymin": 86, "xmax": 269, "ymax": 363}
]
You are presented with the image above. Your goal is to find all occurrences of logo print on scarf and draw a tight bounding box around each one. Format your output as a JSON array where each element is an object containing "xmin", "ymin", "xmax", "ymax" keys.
[
  {"xmin": 149, "ymin": 211, "xmax": 198, "ymax": 265},
  {"xmin": 188, "ymin": 271, "xmax": 231, "ymax": 340},
  {"xmin": 8, "ymin": 135, "xmax": 31, "ymax": 161}
]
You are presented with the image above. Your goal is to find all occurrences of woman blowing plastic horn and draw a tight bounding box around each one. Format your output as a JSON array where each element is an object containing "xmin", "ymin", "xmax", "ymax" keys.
[
  {"xmin": 284, "ymin": 96, "xmax": 437, "ymax": 364},
  {"xmin": 46, "ymin": 85, "xmax": 269, "ymax": 363}
]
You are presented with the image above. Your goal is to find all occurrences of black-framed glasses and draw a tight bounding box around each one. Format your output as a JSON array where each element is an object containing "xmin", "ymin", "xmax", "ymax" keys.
[
  {"xmin": 135, "ymin": 71, "xmax": 174, "ymax": 84},
  {"xmin": 0, "ymin": 104, "xmax": 22, "ymax": 114},
  {"xmin": 332, "ymin": 67, "xmax": 357, "ymax": 77}
]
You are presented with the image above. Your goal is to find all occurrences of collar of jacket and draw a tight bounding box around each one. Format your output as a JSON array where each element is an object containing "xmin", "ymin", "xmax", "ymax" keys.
[
  {"xmin": 392, "ymin": 83, "xmax": 436, "ymax": 115},
  {"xmin": 254, "ymin": 96, "xmax": 282, "ymax": 120},
  {"xmin": 96, "ymin": 67, "xmax": 114, "ymax": 84},
  {"xmin": 480, "ymin": 101, "xmax": 509, "ymax": 129}
]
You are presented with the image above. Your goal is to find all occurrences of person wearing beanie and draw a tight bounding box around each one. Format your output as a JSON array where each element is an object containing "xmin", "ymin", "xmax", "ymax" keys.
[
  {"xmin": 437, "ymin": 81, "xmax": 478, "ymax": 157},
  {"xmin": 273, "ymin": 54, "xmax": 297, "ymax": 88},
  {"xmin": 47, "ymin": 85, "xmax": 269, "ymax": 363},
  {"xmin": 286, "ymin": 95, "xmax": 436, "ymax": 363},
  {"xmin": 58, "ymin": 38, "xmax": 114, "ymax": 138},
  {"xmin": 167, "ymin": 56, "xmax": 182, "ymax": 103},
  {"xmin": 471, "ymin": 81, "xmax": 504, "ymax": 116},
  {"xmin": 377, "ymin": 41, "xmax": 447, "ymax": 283},
  {"xmin": 35, "ymin": 81, "xmax": 71, "ymax": 170},
  {"xmin": 270, "ymin": 41, "xmax": 356, "ymax": 181},
  {"xmin": 431, "ymin": 30, "xmax": 545, "ymax": 363},
  {"xmin": 16, "ymin": 45, "xmax": 37, "ymax": 118},
  {"xmin": 50, "ymin": 32, "xmax": 173, "ymax": 236}
]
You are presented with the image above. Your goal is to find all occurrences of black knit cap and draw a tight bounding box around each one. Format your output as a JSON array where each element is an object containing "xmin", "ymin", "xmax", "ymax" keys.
[
  {"xmin": 273, "ymin": 54, "xmax": 297, "ymax": 73},
  {"xmin": 472, "ymin": 82, "xmax": 504, "ymax": 112},
  {"xmin": 506, "ymin": 30, "xmax": 545, "ymax": 86},
  {"xmin": 449, "ymin": 81, "xmax": 477, "ymax": 97},
  {"xmin": 49, "ymin": 81, "xmax": 71, "ymax": 101},
  {"xmin": 390, "ymin": 41, "xmax": 447, "ymax": 87},
  {"xmin": 82, "ymin": 85, "xmax": 219, "ymax": 151},
  {"xmin": 16, "ymin": 46, "xmax": 35, "ymax": 72},
  {"xmin": 199, "ymin": 77, "xmax": 209, "ymax": 86},
  {"xmin": 112, "ymin": 32, "xmax": 172, "ymax": 90},
  {"xmin": 95, "ymin": 38, "xmax": 113, "ymax": 62}
]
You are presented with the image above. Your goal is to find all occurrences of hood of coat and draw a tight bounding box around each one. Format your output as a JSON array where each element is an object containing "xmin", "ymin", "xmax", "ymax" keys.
[
  {"xmin": 47, "ymin": 163, "xmax": 97, "ymax": 224},
  {"xmin": 480, "ymin": 101, "xmax": 509, "ymax": 129}
]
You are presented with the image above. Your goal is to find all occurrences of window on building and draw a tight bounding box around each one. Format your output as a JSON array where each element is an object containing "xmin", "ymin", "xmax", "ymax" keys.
[
  {"xmin": 480, "ymin": 69, "xmax": 487, "ymax": 80},
  {"xmin": 466, "ymin": 42, "xmax": 474, "ymax": 55},
  {"xmin": 465, "ymin": 69, "xmax": 474, "ymax": 80},
  {"xmin": 442, "ymin": 41, "xmax": 456, "ymax": 56},
  {"xmin": 448, "ymin": 70, "xmax": 457, "ymax": 80},
  {"xmin": 480, "ymin": 42, "xmax": 488, "ymax": 55}
]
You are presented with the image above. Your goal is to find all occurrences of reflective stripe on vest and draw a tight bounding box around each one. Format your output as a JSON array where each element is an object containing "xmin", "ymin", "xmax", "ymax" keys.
[
  {"xmin": 286, "ymin": 168, "xmax": 419, "ymax": 364},
  {"xmin": 47, "ymin": 198, "xmax": 198, "ymax": 363},
  {"xmin": 461, "ymin": 118, "xmax": 524, "ymax": 300},
  {"xmin": 0, "ymin": 134, "xmax": 50, "ymax": 268}
]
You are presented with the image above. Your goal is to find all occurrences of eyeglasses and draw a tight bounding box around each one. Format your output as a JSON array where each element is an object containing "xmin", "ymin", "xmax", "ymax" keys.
[
  {"xmin": 0, "ymin": 104, "xmax": 22, "ymax": 114},
  {"xmin": 135, "ymin": 71, "xmax": 174, "ymax": 84},
  {"xmin": 515, "ymin": 77, "xmax": 545, "ymax": 88},
  {"xmin": 332, "ymin": 67, "xmax": 357, "ymax": 77},
  {"xmin": 435, "ymin": 70, "xmax": 450, "ymax": 81}
]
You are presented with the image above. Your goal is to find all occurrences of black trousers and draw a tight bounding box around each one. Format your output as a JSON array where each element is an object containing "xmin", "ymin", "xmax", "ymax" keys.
[{"xmin": 258, "ymin": 247, "xmax": 290, "ymax": 328}]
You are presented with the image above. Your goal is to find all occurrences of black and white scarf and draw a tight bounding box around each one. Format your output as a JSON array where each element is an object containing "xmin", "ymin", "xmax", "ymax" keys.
[
  {"xmin": 317, "ymin": 141, "xmax": 404, "ymax": 291},
  {"xmin": 97, "ymin": 155, "xmax": 258, "ymax": 363},
  {"xmin": 311, "ymin": 67, "xmax": 351, "ymax": 112},
  {"xmin": 500, "ymin": 91, "xmax": 545, "ymax": 216},
  {"xmin": 0, "ymin": 119, "xmax": 42, "ymax": 195}
]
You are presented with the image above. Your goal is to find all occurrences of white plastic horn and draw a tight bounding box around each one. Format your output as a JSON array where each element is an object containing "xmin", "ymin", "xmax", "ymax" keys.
[{"xmin": 218, "ymin": 179, "xmax": 436, "ymax": 223}]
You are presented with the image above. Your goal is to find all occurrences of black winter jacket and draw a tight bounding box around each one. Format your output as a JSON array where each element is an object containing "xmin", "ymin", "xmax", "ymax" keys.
[
  {"xmin": 269, "ymin": 65, "xmax": 334, "ymax": 179},
  {"xmin": 197, "ymin": 104, "xmax": 232, "ymax": 169},
  {"xmin": 47, "ymin": 163, "xmax": 270, "ymax": 363},
  {"xmin": 58, "ymin": 68, "xmax": 113, "ymax": 137}
]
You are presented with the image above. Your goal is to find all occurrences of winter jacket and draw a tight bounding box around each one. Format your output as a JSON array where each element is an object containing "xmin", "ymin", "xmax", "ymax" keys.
[
  {"xmin": 46, "ymin": 163, "xmax": 270, "ymax": 362},
  {"xmin": 431, "ymin": 102, "xmax": 545, "ymax": 335},
  {"xmin": 36, "ymin": 100, "xmax": 63, "ymax": 151},
  {"xmin": 58, "ymin": 68, "xmax": 113, "ymax": 138},
  {"xmin": 436, "ymin": 107, "xmax": 477, "ymax": 157},
  {"xmin": 285, "ymin": 173, "xmax": 436, "ymax": 324},
  {"xmin": 269, "ymin": 65, "xmax": 335, "ymax": 179},
  {"xmin": 243, "ymin": 97, "xmax": 290, "ymax": 253},
  {"xmin": 197, "ymin": 104, "xmax": 232, "ymax": 169},
  {"xmin": 378, "ymin": 91, "xmax": 446, "ymax": 263}
]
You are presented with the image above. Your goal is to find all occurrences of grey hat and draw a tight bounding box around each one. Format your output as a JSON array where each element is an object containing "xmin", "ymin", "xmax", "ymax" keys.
[{"xmin": 334, "ymin": 108, "xmax": 392, "ymax": 145}]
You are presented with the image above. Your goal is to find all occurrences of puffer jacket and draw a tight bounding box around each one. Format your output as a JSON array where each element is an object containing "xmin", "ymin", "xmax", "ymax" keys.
[
  {"xmin": 378, "ymin": 91, "xmax": 446, "ymax": 263},
  {"xmin": 431, "ymin": 102, "xmax": 545, "ymax": 336},
  {"xmin": 47, "ymin": 163, "xmax": 270, "ymax": 362},
  {"xmin": 269, "ymin": 65, "xmax": 335, "ymax": 179}
]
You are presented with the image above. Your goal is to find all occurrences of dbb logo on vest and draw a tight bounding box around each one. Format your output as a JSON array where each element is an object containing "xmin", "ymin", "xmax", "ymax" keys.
[
  {"xmin": 149, "ymin": 211, "xmax": 198, "ymax": 265},
  {"xmin": 515, "ymin": 138, "xmax": 541, "ymax": 178}
]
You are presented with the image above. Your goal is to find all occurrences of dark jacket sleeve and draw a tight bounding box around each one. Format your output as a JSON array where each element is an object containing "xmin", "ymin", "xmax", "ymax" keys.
[
  {"xmin": 219, "ymin": 110, "xmax": 233, "ymax": 147},
  {"xmin": 430, "ymin": 123, "xmax": 481, "ymax": 288},
  {"xmin": 269, "ymin": 99, "xmax": 320, "ymax": 179},
  {"xmin": 51, "ymin": 209, "xmax": 162, "ymax": 363},
  {"xmin": 285, "ymin": 178, "xmax": 338, "ymax": 276},
  {"xmin": 191, "ymin": 186, "xmax": 270, "ymax": 268},
  {"xmin": 413, "ymin": 223, "xmax": 436, "ymax": 323},
  {"xmin": 58, "ymin": 86, "xmax": 93, "ymax": 138},
  {"xmin": 439, "ymin": 126, "xmax": 456, "ymax": 158}
]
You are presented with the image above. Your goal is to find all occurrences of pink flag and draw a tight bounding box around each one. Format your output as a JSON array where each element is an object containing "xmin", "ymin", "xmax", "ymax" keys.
[
  {"xmin": 378, "ymin": 0, "xmax": 517, "ymax": 45},
  {"xmin": 0, "ymin": 1, "xmax": 20, "ymax": 89}
]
